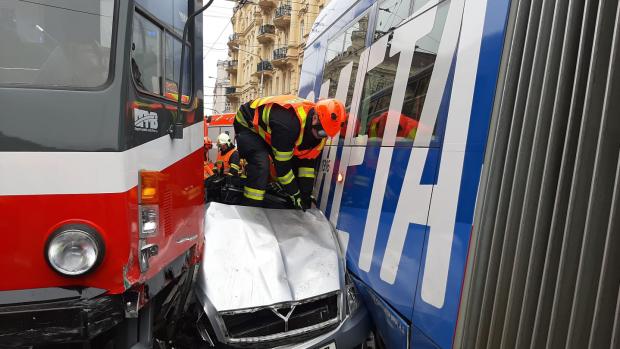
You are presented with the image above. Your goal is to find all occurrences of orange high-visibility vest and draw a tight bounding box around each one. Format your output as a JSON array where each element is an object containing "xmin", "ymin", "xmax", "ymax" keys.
[
  {"xmin": 216, "ymin": 148, "xmax": 238, "ymax": 174},
  {"xmin": 368, "ymin": 112, "xmax": 419, "ymax": 140},
  {"xmin": 247, "ymin": 95, "xmax": 327, "ymax": 160}
]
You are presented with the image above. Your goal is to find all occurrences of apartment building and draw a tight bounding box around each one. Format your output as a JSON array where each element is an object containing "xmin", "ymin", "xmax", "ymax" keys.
[
  {"xmin": 211, "ymin": 60, "xmax": 231, "ymax": 114},
  {"xmin": 224, "ymin": 0, "xmax": 329, "ymax": 111}
]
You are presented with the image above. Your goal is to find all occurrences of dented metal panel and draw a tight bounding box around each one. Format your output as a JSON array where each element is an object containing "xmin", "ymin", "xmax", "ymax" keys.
[{"xmin": 197, "ymin": 203, "xmax": 342, "ymax": 312}]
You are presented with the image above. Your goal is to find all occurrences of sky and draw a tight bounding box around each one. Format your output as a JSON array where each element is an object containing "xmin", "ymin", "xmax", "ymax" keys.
[{"xmin": 202, "ymin": 0, "xmax": 235, "ymax": 115}]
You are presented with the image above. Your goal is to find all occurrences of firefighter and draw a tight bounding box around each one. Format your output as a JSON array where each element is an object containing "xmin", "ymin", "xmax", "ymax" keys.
[
  {"xmin": 203, "ymin": 137, "xmax": 214, "ymax": 179},
  {"xmin": 215, "ymin": 133, "xmax": 241, "ymax": 176},
  {"xmin": 368, "ymin": 112, "xmax": 419, "ymax": 140},
  {"xmin": 233, "ymin": 95, "xmax": 346, "ymax": 209}
]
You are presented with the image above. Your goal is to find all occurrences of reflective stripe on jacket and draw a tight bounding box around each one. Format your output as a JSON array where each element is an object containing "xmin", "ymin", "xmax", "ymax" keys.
[{"xmin": 239, "ymin": 95, "xmax": 327, "ymax": 160}]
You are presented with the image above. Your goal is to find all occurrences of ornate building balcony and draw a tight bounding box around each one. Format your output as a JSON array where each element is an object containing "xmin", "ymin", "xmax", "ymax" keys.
[
  {"xmin": 225, "ymin": 86, "xmax": 240, "ymax": 100},
  {"xmin": 257, "ymin": 24, "xmax": 276, "ymax": 44},
  {"xmin": 273, "ymin": 4, "xmax": 291, "ymax": 28},
  {"xmin": 225, "ymin": 60, "xmax": 238, "ymax": 73},
  {"xmin": 272, "ymin": 46, "xmax": 288, "ymax": 67},
  {"xmin": 253, "ymin": 61, "xmax": 273, "ymax": 78},
  {"xmin": 227, "ymin": 33, "xmax": 240, "ymax": 50}
]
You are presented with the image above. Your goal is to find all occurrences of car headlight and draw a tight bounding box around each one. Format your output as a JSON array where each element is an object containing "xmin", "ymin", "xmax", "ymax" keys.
[
  {"xmin": 46, "ymin": 225, "xmax": 104, "ymax": 276},
  {"xmin": 345, "ymin": 274, "xmax": 362, "ymax": 315}
]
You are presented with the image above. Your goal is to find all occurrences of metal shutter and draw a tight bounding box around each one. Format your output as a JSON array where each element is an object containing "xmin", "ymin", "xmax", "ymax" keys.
[{"xmin": 454, "ymin": 0, "xmax": 620, "ymax": 348}]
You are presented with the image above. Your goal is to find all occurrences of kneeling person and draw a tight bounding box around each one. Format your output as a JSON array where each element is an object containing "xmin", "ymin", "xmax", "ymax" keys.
[{"xmin": 233, "ymin": 95, "xmax": 345, "ymax": 209}]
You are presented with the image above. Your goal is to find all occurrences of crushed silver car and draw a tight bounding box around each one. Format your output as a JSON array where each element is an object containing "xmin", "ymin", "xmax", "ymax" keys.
[{"xmin": 194, "ymin": 203, "xmax": 371, "ymax": 348}]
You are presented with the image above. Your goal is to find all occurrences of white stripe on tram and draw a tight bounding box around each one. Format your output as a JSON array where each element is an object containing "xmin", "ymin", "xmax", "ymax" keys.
[{"xmin": 0, "ymin": 122, "xmax": 204, "ymax": 196}]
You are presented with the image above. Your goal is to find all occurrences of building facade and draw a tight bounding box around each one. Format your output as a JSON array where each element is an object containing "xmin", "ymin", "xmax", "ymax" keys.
[
  {"xmin": 224, "ymin": 0, "xmax": 329, "ymax": 111},
  {"xmin": 212, "ymin": 60, "xmax": 231, "ymax": 114}
]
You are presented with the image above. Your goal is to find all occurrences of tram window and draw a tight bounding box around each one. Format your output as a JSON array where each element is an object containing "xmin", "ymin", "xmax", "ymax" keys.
[
  {"xmin": 357, "ymin": 1, "xmax": 449, "ymax": 146},
  {"xmin": 0, "ymin": 0, "xmax": 114, "ymax": 88},
  {"xmin": 135, "ymin": 0, "xmax": 187, "ymax": 34},
  {"xmin": 132, "ymin": 13, "xmax": 162, "ymax": 95},
  {"xmin": 374, "ymin": 0, "xmax": 414, "ymax": 42},
  {"xmin": 164, "ymin": 33, "xmax": 191, "ymax": 101},
  {"xmin": 321, "ymin": 13, "xmax": 369, "ymax": 140},
  {"xmin": 413, "ymin": 0, "xmax": 436, "ymax": 13}
]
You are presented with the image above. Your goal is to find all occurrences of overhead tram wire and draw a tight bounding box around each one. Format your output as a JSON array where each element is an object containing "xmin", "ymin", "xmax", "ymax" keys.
[
  {"xmin": 204, "ymin": 21, "xmax": 232, "ymax": 57},
  {"xmin": 204, "ymin": 0, "xmax": 329, "ymax": 60},
  {"xmin": 231, "ymin": 0, "xmax": 323, "ymax": 16},
  {"xmin": 17, "ymin": 0, "xmax": 110, "ymax": 17},
  {"xmin": 233, "ymin": 0, "xmax": 316, "ymax": 7},
  {"xmin": 202, "ymin": 0, "xmax": 249, "ymax": 58},
  {"xmin": 245, "ymin": 3, "xmax": 333, "ymax": 21},
  {"xmin": 203, "ymin": 43, "xmax": 264, "ymax": 47}
]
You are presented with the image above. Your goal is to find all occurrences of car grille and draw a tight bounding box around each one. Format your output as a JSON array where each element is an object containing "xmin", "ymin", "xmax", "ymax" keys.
[{"xmin": 220, "ymin": 292, "xmax": 340, "ymax": 344}]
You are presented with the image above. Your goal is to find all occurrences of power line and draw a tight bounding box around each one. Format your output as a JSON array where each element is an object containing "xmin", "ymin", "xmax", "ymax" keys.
[
  {"xmin": 201, "ymin": 0, "xmax": 237, "ymax": 57},
  {"xmin": 17, "ymin": 0, "xmax": 111, "ymax": 17},
  {"xmin": 208, "ymin": 4, "xmax": 237, "ymax": 10},
  {"xmin": 202, "ymin": 44, "xmax": 265, "ymax": 49},
  {"xmin": 203, "ymin": 21, "xmax": 232, "ymax": 57},
  {"xmin": 203, "ymin": 14, "xmax": 237, "ymax": 18},
  {"xmin": 237, "ymin": 0, "xmax": 328, "ymax": 8},
  {"xmin": 233, "ymin": 0, "xmax": 324, "ymax": 16}
]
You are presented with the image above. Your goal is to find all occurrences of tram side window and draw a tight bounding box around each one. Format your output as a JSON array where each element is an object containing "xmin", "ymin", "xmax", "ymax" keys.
[
  {"xmin": 321, "ymin": 13, "xmax": 369, "ymax": 140},
  {"xmin": 413, "ymin": 0, "xmax": 436, "ymax": 13},
  {"xmin": 132, "ymin": 10, "xmax": 192, "ymax": 102},
  {"xmin": 132, "ymin": 13, "xmax": 162, "ymax": 94},
  {"xmin": 374, "ymin": 0, "xmax": 414, "ymax": 42},
  {"xmin": 164, "ymin": 33, "xmax": 191, "ymax": 101},
  {"xmin": 357, "ymin": 1, "xmax": 450, "ymax": 146},
  {"xmin": 135, "ymin": 0, "xmax": 187, "ymax": 34}
]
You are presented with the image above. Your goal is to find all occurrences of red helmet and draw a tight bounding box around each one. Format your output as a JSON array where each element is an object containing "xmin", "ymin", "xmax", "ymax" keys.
[
  {"xmin": 204, "ymin": 136, "xmax": 212, "ymax": 150},
  {"xmin": 314, "ymin": 99, "xmax": 346, "ymax": 138}
]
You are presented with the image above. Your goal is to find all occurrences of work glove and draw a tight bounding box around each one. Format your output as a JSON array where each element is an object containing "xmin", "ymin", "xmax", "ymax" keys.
[
  {"xmin": 290, "ymin": 191, "xmax": 305, "ymax": 212},
  {"xmin": 268, "ymin": 181, "xmax": 284, "ymax": 193}
]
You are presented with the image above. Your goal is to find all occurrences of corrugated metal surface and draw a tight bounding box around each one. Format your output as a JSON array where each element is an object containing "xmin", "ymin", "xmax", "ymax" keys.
[{"xmin": 455, "ymin": 0, "xmax": 620, "ymax": 348}]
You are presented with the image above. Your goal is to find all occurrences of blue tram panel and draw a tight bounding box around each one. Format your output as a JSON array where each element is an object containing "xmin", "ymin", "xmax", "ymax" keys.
[{"xmin": 300, "ymin": 0, "xmax": 512, "ymax": 348}]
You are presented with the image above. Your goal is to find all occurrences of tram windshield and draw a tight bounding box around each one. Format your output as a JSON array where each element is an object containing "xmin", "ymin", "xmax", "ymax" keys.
[{"xmin": 0, "ymin": 0, "xmax": 115, "ymax": 88}]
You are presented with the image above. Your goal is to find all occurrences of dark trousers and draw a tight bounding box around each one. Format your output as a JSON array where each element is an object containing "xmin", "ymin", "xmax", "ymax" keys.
[{"xmin": 235, "ymin": 129, "xmax": 270, "ymax": 206}]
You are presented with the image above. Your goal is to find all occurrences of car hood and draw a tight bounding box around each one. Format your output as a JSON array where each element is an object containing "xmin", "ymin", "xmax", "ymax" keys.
[{"xmin": 196, "ymin": 203, "xmax": 343, "ymax": 312}]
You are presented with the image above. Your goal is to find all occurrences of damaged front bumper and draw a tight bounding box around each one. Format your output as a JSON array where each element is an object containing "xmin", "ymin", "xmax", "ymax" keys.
[
  {"xmin": 276, "ymin": 303, "xmax": 371, "ymax": 349},
  {"xmin": 0, "ymin": 287, "xmax": 124, "ymax": 347},
  {"xmin": 195, "ymin": 293, "xmax": 371, "ymax": 349}
]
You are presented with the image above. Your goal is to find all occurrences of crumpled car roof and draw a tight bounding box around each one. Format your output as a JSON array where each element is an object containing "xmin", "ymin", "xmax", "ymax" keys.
[{"xmin": 196, "ymin": 203, "xmax": 342, "ymax": 312}]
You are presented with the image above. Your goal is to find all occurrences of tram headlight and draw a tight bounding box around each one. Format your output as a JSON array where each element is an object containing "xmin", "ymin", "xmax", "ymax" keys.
[
  {"xmin": 139, "ymin": 205, "xmax": 159, "ymax": 237},
  {"xmin": 46, "ymin": 226, "xmax": 104, "ymax": 276}
]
